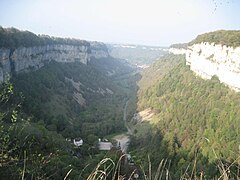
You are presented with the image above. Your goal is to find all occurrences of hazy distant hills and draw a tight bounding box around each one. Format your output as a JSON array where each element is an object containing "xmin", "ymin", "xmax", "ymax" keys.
[{"xmin": 107, "ymin": 43, "xmax": 169, "ymax": 67}]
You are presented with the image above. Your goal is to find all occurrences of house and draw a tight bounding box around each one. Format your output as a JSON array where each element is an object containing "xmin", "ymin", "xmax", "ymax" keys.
[
  {"xmin": 73, "ymin": 138, "xmax": 83, "ymax": 147},
  {"xmin": 98, "ymin": 141, "xmax": 113, "ymax": 151}
]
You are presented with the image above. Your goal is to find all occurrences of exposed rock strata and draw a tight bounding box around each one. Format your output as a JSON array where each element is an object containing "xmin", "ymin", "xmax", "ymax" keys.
[
  {"xmin": 0, "ymin": 42, "xmax": 109, "ymax": 81},
  {"xmin": 169, "ymin": 42, "xmax": 240, "ymax": 91}
]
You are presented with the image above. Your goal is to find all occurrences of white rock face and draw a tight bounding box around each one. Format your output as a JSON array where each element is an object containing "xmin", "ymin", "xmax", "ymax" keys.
[
  {"xmin": 12, "ymin": 45, "xmax": 90, "ymax": 70},
  {"xmin": 169, "ymin": 48, "xmax": 187, "ymax": 55},
  {"xmin": 186, "ymin": 42, "xmax": 240, "ymax": 91},
  {"xmin": 0, "ymin": 42, "xmax": 109, "ymax": 82},
  {"xmin": 170, "ymin": 42, "xmax": 240, "ymax": 92},
  {"xmin": 90, "ymin": 49, "xmax": 109, "ymax": 59},
  {"xmin": 90, "ymin": 42, "xmax": 109, "ymax": 59},
  {"xmin": 0, "ymin": 49, "xmax": 11, "ymax": 81}
]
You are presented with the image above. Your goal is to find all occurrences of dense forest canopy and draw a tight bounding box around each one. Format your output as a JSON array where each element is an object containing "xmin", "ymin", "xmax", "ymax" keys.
[
  {"xmin": 129, "ymin": 54, "xmax": 240, "ymax": 179},
  {"xmin": 189, "ymin": 30, "xmax": 240, "ymax": 47},
  {"xmin": 0, "ymin": 26, "xmax": 90, "ymax": 49}
]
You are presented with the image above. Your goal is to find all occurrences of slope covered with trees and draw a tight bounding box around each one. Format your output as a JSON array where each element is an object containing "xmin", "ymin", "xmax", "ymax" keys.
[
  {"xmin": 189, "ymin": 30, "xmax": 240, "ymax": 47},
  {"xmin": 0, "ymin": 54, "xmax": 137, "ymax": 179},
  {"xmin": 0, "ymin": 26, "xmax": 140, "ymax": 179},
  {"xmin": 129, "ymin": 54, "xmax": 240, "ymax": 179},
  {"xmin": 12, "ymin": 60, "xmax": 127, "ymax": 138}
]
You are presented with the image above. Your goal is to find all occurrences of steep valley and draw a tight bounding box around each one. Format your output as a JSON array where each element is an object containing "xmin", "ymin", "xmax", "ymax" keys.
[
  {"xmin": 1, "ymin": 28, "xmax": 240, "ymax": 179},
  {"xmin": 129, "ymin": 31, "xmax": 240, "ymax": 179},
  {"xmin": 107, "ymin": 43, "xmax": 169, "ymax": 67},
  {"xmin": 130, "ymin": 54, "xmax": 240, "ymax": 179},
  {"xmin": 0, "ymin": 27, "xmax": 139, "ymax": 179}
]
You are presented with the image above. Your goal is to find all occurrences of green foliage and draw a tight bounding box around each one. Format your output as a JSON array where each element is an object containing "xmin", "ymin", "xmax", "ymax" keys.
[
  {"xmin": 0, "ymin": 54, "xmax": 138, "ymax": 179},
  {"xmin": 0, "ymin": 81, "xmax": 92, "ymax": 179},
  {"xmin": 138, "ymin": 54, "xmax": 183, "ymax": 96},
  {"xmin": 0, "ymin": 82, "xmax": 19, "ymax": 168},
  {"xmin": 11, "ymin": 58, "xmax": 132, "ymax": 139},
  {"xmin": 0, "ymin": 46, "xmax": 138, "ymax": 179},
  {"xmin": 0, "ymin": 26, "xmax": 90, "ymax": 50},
  {"xmin": 0, "ymin": 27, "xmax": 139, "ymax": 179},
  {"xmin": 131, "ymin": 54, "xmax": 240, "ymax": 178},
  {"xmin": 189, "ymin": 30, "xmax": 240, "ymax": 47}
]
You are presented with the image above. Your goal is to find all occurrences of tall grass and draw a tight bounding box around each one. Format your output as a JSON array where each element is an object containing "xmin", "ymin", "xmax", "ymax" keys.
[
  {"xmin": 85, "ymin": 155, "xmax": 240, "ymax": 180},
  {"xmin": 87, "ymin": 155, "xmax": 130, "ymax": 180}
]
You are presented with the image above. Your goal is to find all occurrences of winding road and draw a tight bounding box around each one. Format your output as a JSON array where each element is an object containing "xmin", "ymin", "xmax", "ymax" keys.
[{"xmin": 113, "ymin": 100, "xmax": 132, "ymax": 153}]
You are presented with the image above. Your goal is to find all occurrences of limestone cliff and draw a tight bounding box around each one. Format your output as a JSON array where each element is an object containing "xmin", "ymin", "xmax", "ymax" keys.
[
  {"xmin": 90, "ymin": 42, "xmax": 109, "ymax": 59},
  {"xmin": 169, "ymin": 47, "xmax": 186, "ymax": 55},
  {"xmin": 0, "ymin": 42, "xmax": 109, "ymax": 82},
  {"xmin": 169, "ymin": 43, "xmax": 188, "ymax": 55},
  {"xmin": 186, "ymin": 42, "xmax": 240, "ymax": 91},
  {"xmin": 170, "ymin": 42, "xmax": 240, "ymax": 91}
]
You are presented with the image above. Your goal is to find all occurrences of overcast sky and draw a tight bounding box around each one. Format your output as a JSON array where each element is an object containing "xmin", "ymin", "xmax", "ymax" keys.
[{"xmin": 0, "ymin": 0, "xmax": 239, "ymax": 46}]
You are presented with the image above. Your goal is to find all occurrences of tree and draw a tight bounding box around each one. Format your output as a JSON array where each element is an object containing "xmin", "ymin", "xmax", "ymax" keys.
[
  {"xmin": 0, "ymin": 82, "xmax": 23, "ymax": 177},
  {"xmin": 87, "ymin": 134, "xmax": 98, "ymax": 146}
]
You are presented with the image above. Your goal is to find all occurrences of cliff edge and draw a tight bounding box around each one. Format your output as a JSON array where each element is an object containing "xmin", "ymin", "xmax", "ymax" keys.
[
  {"xmin": 169, "ymin": 30, "xmax": 240, "ymax": 91},
  {"xmin": 0, "ymin": 27, "xmax": 109, "ymax": 81}
]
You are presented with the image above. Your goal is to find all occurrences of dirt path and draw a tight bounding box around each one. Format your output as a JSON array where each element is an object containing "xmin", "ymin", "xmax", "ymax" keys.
[{"xmin": 113, "ymin": 134, "xmax": 130, "ymax": 153}]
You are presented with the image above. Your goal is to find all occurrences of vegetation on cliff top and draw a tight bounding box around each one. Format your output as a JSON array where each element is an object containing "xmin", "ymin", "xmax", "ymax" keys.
[
  {"xmin": 0, "ymin": 26, "xmax": 90, "ymax": 49},
  {"xmin": 189, "ymin": 30, "xmax": 240, "ymax": 47},
  {"xmin": 169, "ymin": 43, "xmax": 188, "ymax": 49}
]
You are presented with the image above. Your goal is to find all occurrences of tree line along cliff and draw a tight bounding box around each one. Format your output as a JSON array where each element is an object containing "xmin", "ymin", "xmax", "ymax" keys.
[
  {"xmin": 0, "ymin": 27, "xmax": 109, "ymax": 81},
  {"xmin": 169, "ymin": 30, "xmax": 240, "ymax": 92},
  {"xmin": 189, "ymin": 30, "xmax": 240, "ymax": 47},
  {"xmin": 0, "ymin": 26, "xmax": 90, "ymax": 49}
]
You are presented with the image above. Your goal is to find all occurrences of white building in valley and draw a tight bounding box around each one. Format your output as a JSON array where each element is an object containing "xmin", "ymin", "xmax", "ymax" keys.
[{"xmin": 73, "ymin": 138, "xmax": 83, "ymax": 147}]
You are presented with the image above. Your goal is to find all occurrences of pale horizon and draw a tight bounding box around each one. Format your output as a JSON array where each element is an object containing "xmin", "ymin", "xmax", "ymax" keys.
[{"xmin": 0, "ymin": 0, "xmax": 239, "ymax": 46}]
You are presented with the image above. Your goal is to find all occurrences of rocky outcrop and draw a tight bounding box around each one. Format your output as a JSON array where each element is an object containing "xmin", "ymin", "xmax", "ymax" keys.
[
  {"xmin": 90, "ymin": 42, "xmax": 109, "ymax": 59},
  {"xmin": 168, "ymin": 48, "xmax": 187, "ymax": 55},
  {"xmin": 0, "ymin": 48, "xmax": 11, "ymax": 81},
  {"xmin": 170, "ymin": 42, "xmax": 240, "ymax": 91},
  {"xmin": 0, "ymin": 42, "xmax": 109, "ymax": 81},
  {"xmin": 169, "ymin": 43, "xmax": 188, "ymax": 55}
]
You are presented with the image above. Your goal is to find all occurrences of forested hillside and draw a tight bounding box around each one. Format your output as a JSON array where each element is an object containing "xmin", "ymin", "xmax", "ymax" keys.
[
  {"xmin": 0, "ymin": 53, "xmax": 137, "ymax": 179},
  {"xmin": 12, "ymin": 57, "xmax": 133, "ymax": 138},
  {"xmin": 1, "ymin": 27, "xmax": 240, "ymax": 179},
  {"xmin": 129, "ymin": 54, "xmax": 240, "ymax": 179}
]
